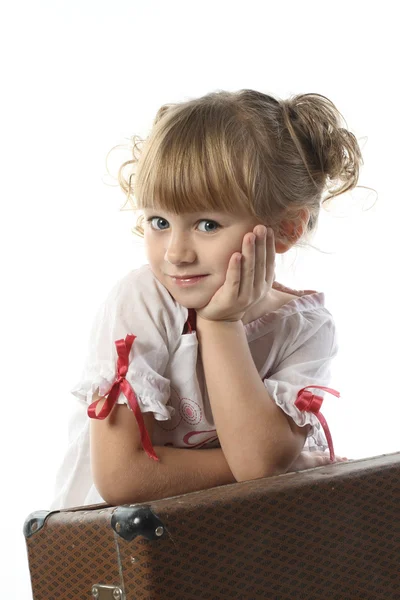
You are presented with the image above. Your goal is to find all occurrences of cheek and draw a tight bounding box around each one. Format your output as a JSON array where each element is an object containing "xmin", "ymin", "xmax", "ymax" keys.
[
  {"xmin": 143, "ymin": 238, "xmax": 151, "ymax": 259},
  {"xmin": 217, "ymin": 241, "xmax": 241, "ymax": 265},
  {"xmin": 144, "ymin": 235, "xmax": 159, "ymax": 258}
]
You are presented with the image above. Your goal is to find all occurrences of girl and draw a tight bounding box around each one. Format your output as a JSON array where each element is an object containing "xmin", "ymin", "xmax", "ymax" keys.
[{"xmin": 51, "ymin": 89, "xmax": 361, "ymax": 509}]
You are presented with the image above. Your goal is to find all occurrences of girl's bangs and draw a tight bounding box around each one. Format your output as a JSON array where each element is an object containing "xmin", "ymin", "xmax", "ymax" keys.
[{"xmin": 135, "ymin": 118, "xmax": 254, "ymax": 217}]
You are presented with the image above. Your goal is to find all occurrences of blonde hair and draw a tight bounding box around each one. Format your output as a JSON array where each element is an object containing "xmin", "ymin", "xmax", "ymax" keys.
[{"xmin": 117, "ymin": 89, "xmax": 363, "ymax": 245}]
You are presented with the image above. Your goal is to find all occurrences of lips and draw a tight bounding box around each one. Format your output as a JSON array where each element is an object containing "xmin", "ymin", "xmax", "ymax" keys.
[
  {"xmin": 171, "ymin": 275, "xmax": 206, "ymax": 279},
  {"xmin": 169, "ymin": 274, "xmax": 208, "ymax": 286}
]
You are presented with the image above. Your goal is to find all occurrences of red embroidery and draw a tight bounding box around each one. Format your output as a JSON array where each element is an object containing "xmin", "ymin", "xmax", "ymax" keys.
[
  {"xmin": 159, "ymin": 386, "xmax": 219, "ymax": 449},
  {"xmin": 183, "ymin": 430, "xmax": 219, "ymax": 448},
  {"xmin": 294, "ymin": 385, "xmax": 340, "ymax": 462},
  {"xmin": 87, "ymin": 334, "xmax": 159, "ymax": 462}
]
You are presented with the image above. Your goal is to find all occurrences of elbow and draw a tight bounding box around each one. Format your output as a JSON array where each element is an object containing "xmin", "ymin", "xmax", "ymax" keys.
[
  {"xmin": 93, "ymin": 469, "xmax": 127, "ymax": 506},
  {"xmin": 233, "ymin": 412, "xmax": 310, "ymax": 483},
  {"xmin": 234, "ymin": 440, "xmax": 303, "ymax": 483},
  {"xmin": 94, "ymin": 474, "xmax": 142, "ymax": 507},
  {"xmin": 235, "ymin": 462, "xmax": 286, "ymax": 483},
  {"xmin": 96, "ymin": 481, "xmax": 126, "ymax": 506},
  {"xmin": 232, "ymin": 453, "xmax": 283, "ymax": 482},
  {"xmin": 93, "ymin": 461, "xmax": 143, "ymax": 507}
]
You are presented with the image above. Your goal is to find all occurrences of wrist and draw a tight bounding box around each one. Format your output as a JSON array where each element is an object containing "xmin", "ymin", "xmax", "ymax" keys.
[
  {"xmin": 195, "ymin": 317, "xmax": 245, "ymax": 349},
  {"xmin": 196, "ymin": 316, "xmax": 243, "ymax": 337},
  {"xmin": 196, "ymin": 315, "xmax": 243, "ymax": 329}
]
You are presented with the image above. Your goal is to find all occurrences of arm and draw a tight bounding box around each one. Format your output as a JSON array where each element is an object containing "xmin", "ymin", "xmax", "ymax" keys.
[
  {"xmin": 196, "ymin": 318, "xmax": 310, "ymax": 482},
  {"xmin": 91, "ymin": 397, "xmax": 236, "ymax": 506},
  {"xmin": 109, "ymin": 445, "xmax": 236, "ymax": 505}
]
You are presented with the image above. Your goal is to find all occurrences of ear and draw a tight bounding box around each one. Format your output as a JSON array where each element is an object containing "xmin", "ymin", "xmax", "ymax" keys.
[{"xmin": 275, "ymin": 208, "xmax": 310, "ymax": 254}]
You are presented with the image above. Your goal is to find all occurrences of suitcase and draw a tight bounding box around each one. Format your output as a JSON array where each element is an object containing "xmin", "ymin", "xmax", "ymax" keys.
[{"xmin": 24, "ymin": 452, "xmax": 400, "ymax": 600}]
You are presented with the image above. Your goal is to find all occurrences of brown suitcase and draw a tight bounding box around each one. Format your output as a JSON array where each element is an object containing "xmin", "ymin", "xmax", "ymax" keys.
[{"xmin": 24, "ymin": 452, "xmax": 400, "ymax": 599}]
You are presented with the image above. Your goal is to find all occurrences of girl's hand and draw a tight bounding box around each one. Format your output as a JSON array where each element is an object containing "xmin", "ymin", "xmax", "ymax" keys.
[
  {"xmin": 196, "ymin": 225, "xmax": 275, "ymax": 322},
  {"xmin": 286, "ymin": 451, "xmax": 349, "ymax": 473}
]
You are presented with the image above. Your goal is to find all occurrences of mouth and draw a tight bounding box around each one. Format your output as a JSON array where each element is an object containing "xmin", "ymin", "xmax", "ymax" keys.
[
  {"xmin": 169, "ymin": 274, "xmax": 208, "ymax": 286},
  {"xmin": 170, "ymin": 274, "xmax": 207, "ymax": 279}
]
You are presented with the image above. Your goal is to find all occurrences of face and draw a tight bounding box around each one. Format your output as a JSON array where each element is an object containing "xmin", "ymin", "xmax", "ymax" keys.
[{"xmin": 142, "ymin": 207, "xmax": 264, "ymax": 309}]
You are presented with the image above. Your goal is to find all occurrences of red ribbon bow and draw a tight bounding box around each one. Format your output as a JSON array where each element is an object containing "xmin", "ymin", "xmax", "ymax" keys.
[
  {"xmin": 87, "ymin": 334, "xmax": 159, "ymax": 462},
  {"xmin": 294, "ymin": 385, "xmax": 340, "ymax": 462}
]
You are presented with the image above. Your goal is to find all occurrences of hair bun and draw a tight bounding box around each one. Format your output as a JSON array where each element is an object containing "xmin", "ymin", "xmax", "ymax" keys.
[
  {"xmin": 283, "ymin": 94, "xmax": 363, "ymax": 199},
  {"xmin": 153, "ymin": 103, "xmax": 176, "ymax": 126}
]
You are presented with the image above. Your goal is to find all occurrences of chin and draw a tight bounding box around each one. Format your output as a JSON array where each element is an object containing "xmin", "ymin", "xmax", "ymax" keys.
[
  {"xmin": 171, "ymin": 293, "xmax": 213, "ymax": 310},
  {"xmin": 166, "ymin": 285, "xmax": 215, "ymax": 308}
]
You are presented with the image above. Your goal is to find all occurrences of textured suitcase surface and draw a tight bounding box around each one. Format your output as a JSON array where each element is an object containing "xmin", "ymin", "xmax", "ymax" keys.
[{"xmin": 24, "ymin": 452, "xmax": 400, "ymax": 599}]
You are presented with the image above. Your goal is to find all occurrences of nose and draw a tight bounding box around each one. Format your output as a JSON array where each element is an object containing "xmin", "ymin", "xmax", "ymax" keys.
[{"xmin": 164, "ymin": 232, "xmax": 196, "ymax": 265}]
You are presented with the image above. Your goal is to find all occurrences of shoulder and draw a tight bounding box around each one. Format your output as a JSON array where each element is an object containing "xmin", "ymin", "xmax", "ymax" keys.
[
  {"xmin": 250, "ymin": 282, "xmax": 337, "ymax": 355},
  {"xmin": 107, "ymin": 264, "xmax": 177, "ymax": 308},
  {"xmin": 247, "ymin": 281, "xmax": 334, "ymax": 333},
  {"xmin": 102, "ymin": 264, "xmax": 189, "ymax": 339},
  {"xmin": 277, "ymin": 297, "xmax": 338, "ymax": 360},
  {"xmin": 270, "ymin": 282, "xmax": 334, "ymax": 329},
  {"xmin": 277, "ymin": 286, "xmax": 336, "ymax": 337},
  {"xmin": 108, "ymin": 264, "xmax": 169, "ymax": 301}
]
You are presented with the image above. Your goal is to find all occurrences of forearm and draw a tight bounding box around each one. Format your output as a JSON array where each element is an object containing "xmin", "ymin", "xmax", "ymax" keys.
[
  {"xmin": 103, "ymin": 445, "xmax": 236, "ymax": 506},
  {"xmin": 196, "ymin": 318, "xmax": 297, "ymax": 482}
]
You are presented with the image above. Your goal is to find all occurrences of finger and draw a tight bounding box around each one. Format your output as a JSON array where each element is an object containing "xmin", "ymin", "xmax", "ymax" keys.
[
  {"xmin": 225, "ymin": 252, "xmax": 242, "ymax": 296},
  {"xmin": 239, "ymin": 232, "xmax": 256, "ymax": 298},
  {"xmin": 264, "ymin": 228, "xmax": 275, "ymax": 285},
  {"xmin": 253, "ymin": 226, "xmax": 267, "ymax": 294}
]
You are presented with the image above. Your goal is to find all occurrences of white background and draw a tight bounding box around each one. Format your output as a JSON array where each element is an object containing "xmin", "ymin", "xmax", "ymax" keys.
[{"xmin": 1, "ymin": 1, "xmax": 399, "ymax": 597}]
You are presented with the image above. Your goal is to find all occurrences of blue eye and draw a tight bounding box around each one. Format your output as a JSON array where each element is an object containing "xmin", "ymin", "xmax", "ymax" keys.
[
  {"xmin": 197, "ymin": 220, "xmax": 220, "ymax": 233},
  {"xmin": 147, "ymin": 217, "xmax": 169, "ymax": 230},
  {"xmin": 146, "ymin": 217, "xmax": 221, "ymax": 233}
]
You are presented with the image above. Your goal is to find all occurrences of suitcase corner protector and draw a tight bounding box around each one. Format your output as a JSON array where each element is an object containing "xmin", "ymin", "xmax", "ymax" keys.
[{"xmin": 23, "ymin": 509, "xmax": 52, "ymax": 538}]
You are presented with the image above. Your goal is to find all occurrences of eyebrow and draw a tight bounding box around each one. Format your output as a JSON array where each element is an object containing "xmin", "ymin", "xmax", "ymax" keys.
[{"xmin": 143, "ymin": 208, "xmax": 233, "ymax": 219}]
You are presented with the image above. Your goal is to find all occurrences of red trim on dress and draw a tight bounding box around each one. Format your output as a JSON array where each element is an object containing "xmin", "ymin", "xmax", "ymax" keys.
[
  {"xmin": 87, "ymin": 334, "xmax": 159, "ymax": 461},
  {"xmin": 182, "ymin": 308, "xmax": 197, "ymax": 334},
  {"xmin": 295, "ymin": 385, "xmax": 340, "ymax": 461}
]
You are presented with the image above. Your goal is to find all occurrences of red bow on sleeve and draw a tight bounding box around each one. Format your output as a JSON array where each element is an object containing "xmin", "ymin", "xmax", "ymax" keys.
[
  {"xmin": 87, "ymin": 334, "xmax": 159, "ymax": 462},
  {"xmin": 294, "ymin": 385, "xmax": 340, "ymax": 462}
]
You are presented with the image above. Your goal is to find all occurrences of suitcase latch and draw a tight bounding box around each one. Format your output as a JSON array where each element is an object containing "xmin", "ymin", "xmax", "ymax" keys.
[{"xmin": 92, "ymin": 584, "xmax": 125, "ymax": 599}]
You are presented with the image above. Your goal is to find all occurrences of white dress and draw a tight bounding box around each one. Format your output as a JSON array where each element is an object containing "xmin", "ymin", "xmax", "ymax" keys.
[{"xmin": 51, "ymin": 264, "xmax": 338, "ymax": 509}]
